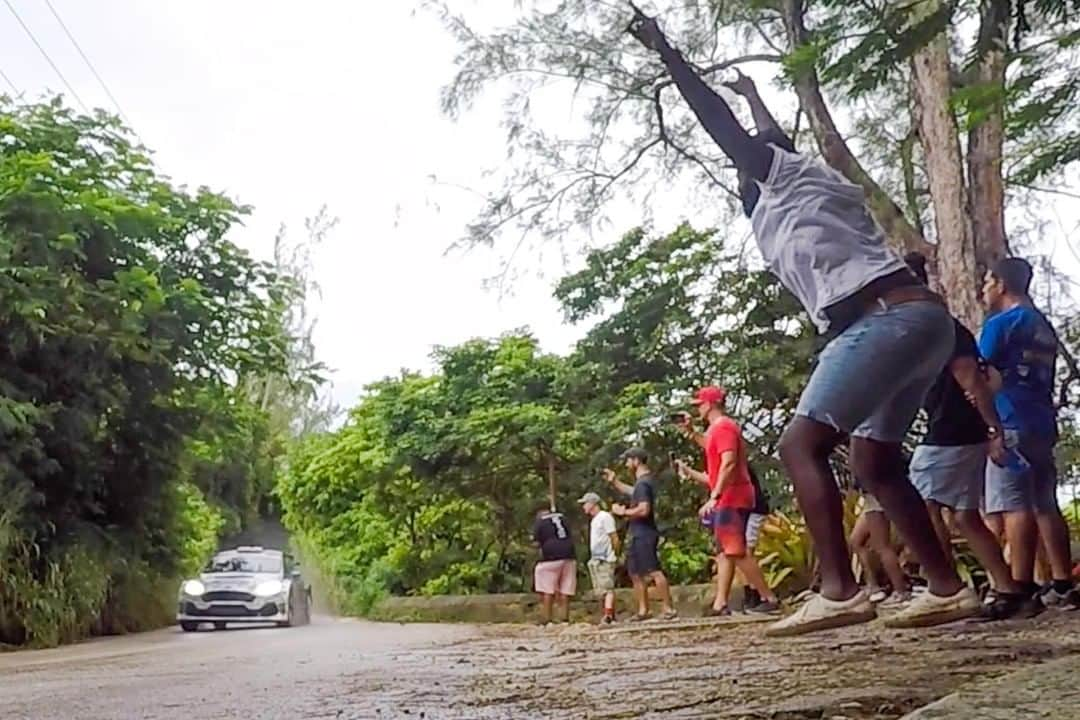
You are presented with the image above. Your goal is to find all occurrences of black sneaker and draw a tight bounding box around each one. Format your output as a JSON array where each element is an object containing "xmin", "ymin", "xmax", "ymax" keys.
[
  {"xmin": 977, "ymin": 591, "xmax": 1042, "ymax": 621},
  {"xmin": 747, "ymin": 600, "xmax": 781, "ymax": 615},
  {"xmin": 601, "ymin": 615, "xmax": 616, "ymax": 625}
]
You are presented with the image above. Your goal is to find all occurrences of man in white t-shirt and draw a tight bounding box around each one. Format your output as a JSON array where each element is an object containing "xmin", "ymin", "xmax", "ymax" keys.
[{"xmin": 579, "ymin": 491, "xmax": 620, "ymax": 624}]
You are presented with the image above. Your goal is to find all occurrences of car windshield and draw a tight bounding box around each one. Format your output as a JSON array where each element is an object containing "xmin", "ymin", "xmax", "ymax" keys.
[{"xmin": 204, "ymin": 555, "xmax": 282, "ymax": 574}]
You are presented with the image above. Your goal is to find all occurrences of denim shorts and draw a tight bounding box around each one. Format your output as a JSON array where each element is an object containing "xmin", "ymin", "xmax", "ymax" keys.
[
  {"xmin": 910, "ymin": 443, "xmax": 987, "ymax": 511},
  {"xmin": 984, "ymin": 431, "xmax": 1058, "ymax": 514},
  {"xmin": 796, "ymin": 300, "xmax": 953, "ymax": 443}
]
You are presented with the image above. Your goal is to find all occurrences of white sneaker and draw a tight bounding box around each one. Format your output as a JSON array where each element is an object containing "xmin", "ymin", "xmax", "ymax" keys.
[
  {"xmin": 883, "ymin": 586, "xmax": 980, "ymax": 629},
  {"xmin": 868, "ymin": 589, "xmax": 888, "ymax": 604},
  {"xmin": 765, "ymin": 590, "xmax": 876, "ymax": 637}
]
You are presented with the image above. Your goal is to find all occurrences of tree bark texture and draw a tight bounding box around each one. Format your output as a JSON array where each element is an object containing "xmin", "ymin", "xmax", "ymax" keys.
[
  {"xmin": 912, "ymin": 0, "xmax": 983, "ymax": 329},
  {"xmin": 967, "ymin": 0, "xmax": 1011, "ymax": 273}
]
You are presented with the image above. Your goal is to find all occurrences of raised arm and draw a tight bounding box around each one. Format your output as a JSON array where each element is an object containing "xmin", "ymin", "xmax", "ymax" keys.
[
  {"xmin": 603, "ymin": 469, "xmax": 635, "ymax": 498},
  {"xmin": 723, "ymin": 70, "xmax": 794, "ymax": 152},
  {"xmin": 627, "ymin": 10, "xmax": 772, "ymax": 181}
]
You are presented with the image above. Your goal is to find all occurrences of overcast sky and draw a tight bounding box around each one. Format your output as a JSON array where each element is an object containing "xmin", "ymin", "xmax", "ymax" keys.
[{"xmin": 3, "ymin": 1, "xmax": 1078, "ymax": 410}]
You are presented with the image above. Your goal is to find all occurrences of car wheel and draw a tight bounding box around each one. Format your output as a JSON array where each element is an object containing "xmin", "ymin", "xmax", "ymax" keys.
[
  {"xmin": 180, "ymin": 622, "xmax": 199, "ymax": 633},
  {"xmin": 213, "ymin": 622, "xmax": 227, "ymax": 631},
  {"xmin": 276, "ymin": 600, "xmax": 293, "ymax": 628}
]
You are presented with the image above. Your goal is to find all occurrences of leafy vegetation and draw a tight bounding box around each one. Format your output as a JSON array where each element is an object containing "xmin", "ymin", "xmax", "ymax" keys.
[{"xmin": 0, "ymin": 99, "xmax": 318, "ymax": 647}]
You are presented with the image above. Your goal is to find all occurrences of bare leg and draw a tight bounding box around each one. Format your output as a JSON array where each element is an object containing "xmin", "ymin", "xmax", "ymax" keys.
[
  {"xmin": 954, "ymin": 510, "xmax": 1020, "ymax": 593},
  {"xmin": 864, "ymin": 510, "xmax": 910, "ymax": 594},
  {"xmin": 778, "ymin": 417, "xmax": 857, "ymax": 601},
  {"xmin": 734, "ymin": 554, "xmax": 778, "ymax": 602},
  {"xmin": 631, "ymin": 576, "xmax": 648, "ymax": 616},
  {"xmin": 540, "ymin": 594, "xmax": 553, "ymax": 624},
  {"xmin": 1004, "ymin": 510, "xmax": 1038, "ymax": 584},
  {"xmin": 603, "ymin": 591, "xmax": 615, "ymax": 616},
  {"xmin": 713, "ymin": 554, "xmax": 735, "ymax": 610},
  {"xmin": 556, "ymin": 594, "xmax": 570, "ymax": 622},
  {"xmin": 984, "ymin": 512, "xmax": 1004, "ymax": 543},
  {"xmin": 651, "ymin": 571, "xmax": 674, "ymax": 614},
  {"xmin": 1037, "ymin": 511, "xmax": 1073, "ymax": 582},
  {"xmin": 926, "ymin": 501, "xmax": 954, "ymax": 567},
  {"xmin": 851, "ymin": 437, "xmax": 963, "ymax": 597},
  {"xmin": 849, "ymin": 514, "xmax": 880, "ymax": 592}
]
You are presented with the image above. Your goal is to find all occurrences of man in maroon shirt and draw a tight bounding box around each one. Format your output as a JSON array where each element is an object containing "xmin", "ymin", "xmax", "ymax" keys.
[{"xmin": 677, "ymin": 386, "xmax": 780, "ymax": 615}]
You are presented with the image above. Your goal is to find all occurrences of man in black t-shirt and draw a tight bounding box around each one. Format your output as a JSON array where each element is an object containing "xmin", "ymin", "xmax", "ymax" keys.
[
  {"xmin": 532, "ymin": 506, "xmax": 577, "ymax": 624},
  {"xmin": 604, "ymin": 448, "xmax": 677, "ymax": 621},
  {"xmin": 904, "ymin": 253, "xmax": 1033, "ymax": 620}
]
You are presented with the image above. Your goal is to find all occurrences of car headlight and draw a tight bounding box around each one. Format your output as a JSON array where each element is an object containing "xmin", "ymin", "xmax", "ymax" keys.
[
  {"xmin": 254, "ymin": 580, "xmax": 284, "ymax": 597},
  {"xmin": 182, "ymin": 579, "xmax": 206, "ymax": 597}
]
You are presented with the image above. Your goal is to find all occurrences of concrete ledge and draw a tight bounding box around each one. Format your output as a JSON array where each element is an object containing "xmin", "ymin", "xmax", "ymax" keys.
[
  {"xmin": 903, "ymin": 653, "xmax": 1080, "ymax": 719},
  {"xmin": 371, "ymin": 583, "xmax": 742, "ymax": 623}
]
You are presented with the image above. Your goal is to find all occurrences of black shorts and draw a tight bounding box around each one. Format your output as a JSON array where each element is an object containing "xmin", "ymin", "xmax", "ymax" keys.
[{"xmin": 627, "ymin": 534, "xmax": 661, "ymax": 577}]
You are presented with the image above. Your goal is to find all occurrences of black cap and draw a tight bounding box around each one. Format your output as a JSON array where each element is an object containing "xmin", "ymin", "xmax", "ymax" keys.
[{"xmin": 620, "ymin": 447, "xmax": 649, "ymax": 463}]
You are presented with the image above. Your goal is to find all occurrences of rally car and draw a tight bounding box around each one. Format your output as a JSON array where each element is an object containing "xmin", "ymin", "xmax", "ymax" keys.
[{"xmin": 177, "ymin": 546, "xmax": 311, "ymax": 632}]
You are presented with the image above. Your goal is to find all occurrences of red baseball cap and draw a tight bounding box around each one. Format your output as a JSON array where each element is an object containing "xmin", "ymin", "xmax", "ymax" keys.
[{"xmin": 694, "ymin": 385, "xmax": 727, "ymax": 406}]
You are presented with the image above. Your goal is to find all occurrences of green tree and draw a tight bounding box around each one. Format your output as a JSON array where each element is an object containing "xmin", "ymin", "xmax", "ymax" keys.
[
  {"xmin": 430, "ymin": 0, "xmax": 1080, "ymax": 328},
  {"xmin": 0, "ymin": 98, "xmax": 297, "ymax": 646}
]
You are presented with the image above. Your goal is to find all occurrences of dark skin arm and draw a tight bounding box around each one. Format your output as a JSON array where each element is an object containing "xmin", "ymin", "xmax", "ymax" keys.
[
  {"xmin": 951, "ymin": 356, "xmax": 1006, "ymax": 465},
  {"xmin": 627, "ymin": 9, "xmax": 772, "ymax": 181},
  {"xmin": 723, "ymin": 70, "xmax": 794, "ymax": 150}
]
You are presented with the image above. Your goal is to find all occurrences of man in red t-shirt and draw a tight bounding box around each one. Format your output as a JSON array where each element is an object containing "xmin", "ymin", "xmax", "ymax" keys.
[{"xmin": 677, "ymin": 386, "xmax": 779, "ymax": 615}]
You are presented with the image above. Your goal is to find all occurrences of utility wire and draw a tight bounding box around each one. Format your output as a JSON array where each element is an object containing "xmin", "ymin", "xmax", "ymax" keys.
[
  {"xmin": 41, "ymin": 0, "xmax": 132, "ymax": 126},
  {"xmin": 0, "ymin": 66, "xmax": 20, "ymax": 96},
  {"xmin": 3, "ymin": 0, "xmax": 89, "ymax": 112}
]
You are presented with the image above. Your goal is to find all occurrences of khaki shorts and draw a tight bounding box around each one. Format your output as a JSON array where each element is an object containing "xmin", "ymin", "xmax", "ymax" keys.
[{"xmin": 587, "ymin": 558, "xmax": 615, "ymax": 595}]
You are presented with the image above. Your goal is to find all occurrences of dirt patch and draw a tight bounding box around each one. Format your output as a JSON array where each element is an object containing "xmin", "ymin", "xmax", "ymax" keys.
[{"xmin": 341, "ymin": 611, "xmax": 1080, "ymax": 719}]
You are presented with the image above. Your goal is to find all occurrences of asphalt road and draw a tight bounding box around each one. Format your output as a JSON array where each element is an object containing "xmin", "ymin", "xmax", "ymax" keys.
[{"xmin": 0, "ymin": 617, "xmax": 479, "ymax": 720}]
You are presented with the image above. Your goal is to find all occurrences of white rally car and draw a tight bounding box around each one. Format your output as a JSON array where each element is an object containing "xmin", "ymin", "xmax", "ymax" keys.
[{"xmin": 177, "ymin": 547, "xmax": 311, "ymax": 632}]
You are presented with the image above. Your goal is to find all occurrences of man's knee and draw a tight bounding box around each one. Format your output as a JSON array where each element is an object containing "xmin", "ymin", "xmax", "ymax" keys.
[
  {"xmin": 848, "ymin": 439, "xmax": 903, "ymax": 490},
  {"xmin": 778, "ymin": 420, "xmax": 831, "ymax": 469}
]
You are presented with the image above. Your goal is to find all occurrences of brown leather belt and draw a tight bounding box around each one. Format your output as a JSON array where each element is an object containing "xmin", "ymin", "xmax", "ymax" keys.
[{"xmin": 870, "ymin": 284, "xmax": 944, "ymax": 311}]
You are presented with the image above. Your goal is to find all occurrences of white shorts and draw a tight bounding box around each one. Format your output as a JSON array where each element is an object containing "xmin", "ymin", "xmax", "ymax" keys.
[{"xmin": 745, "ymin": 513, "xmax": 766, "ymax": 549}]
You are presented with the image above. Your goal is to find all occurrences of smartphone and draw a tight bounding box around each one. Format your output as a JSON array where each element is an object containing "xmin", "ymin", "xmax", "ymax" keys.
[
  {"xmin": 669, "ymin": 412, "xmax": 687, "ymax": 424},
  {"xmin": 668, "ymin": 451, "xmax": 677, "ymax": 465}
]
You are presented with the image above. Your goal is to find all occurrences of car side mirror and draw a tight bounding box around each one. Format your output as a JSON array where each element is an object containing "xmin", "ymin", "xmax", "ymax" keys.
[{"xmin": 290, "ymin": 568, "xmax": 302, "ymax": 578}]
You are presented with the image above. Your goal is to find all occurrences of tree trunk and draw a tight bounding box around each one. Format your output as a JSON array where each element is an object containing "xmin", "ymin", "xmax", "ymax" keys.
[
  {"xmin": 780, "ymin": 0, "xmax": 932, "ymax": 258},
  {"xmin": 967, "ymin": 0, "xmax": 1011, "ymax": 274},
  {"xmin": 911, "ymin": 0, "xmax": 983, "ymax": 329}
]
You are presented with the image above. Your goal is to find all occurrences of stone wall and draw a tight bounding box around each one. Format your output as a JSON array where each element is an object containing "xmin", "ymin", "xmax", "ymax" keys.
[{"xmin": 371, "ymin": 583, "xmax": 746, "ymax": 624}]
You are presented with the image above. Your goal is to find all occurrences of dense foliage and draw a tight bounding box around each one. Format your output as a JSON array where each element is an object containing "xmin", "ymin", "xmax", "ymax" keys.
[
  {"xmin": 279, "ymin": 225, "xmax": 816, "ymax": 606},
  {"xmin": 0, "ymin": 99, "xmax": 311, "ymax": 647}
]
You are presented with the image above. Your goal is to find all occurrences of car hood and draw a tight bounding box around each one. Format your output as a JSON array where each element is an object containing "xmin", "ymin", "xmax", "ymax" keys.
[{"xmin": 196, "ymin": 572, "xmax": 281, "ymax": 592}]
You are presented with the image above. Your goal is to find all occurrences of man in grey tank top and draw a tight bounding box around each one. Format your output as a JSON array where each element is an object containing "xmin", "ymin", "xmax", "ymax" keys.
[{"xmin": 627, "ymin": 8, "xmax": 979, "ymax": 636}]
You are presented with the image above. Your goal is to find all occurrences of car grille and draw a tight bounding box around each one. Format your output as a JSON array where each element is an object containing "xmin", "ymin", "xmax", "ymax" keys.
[
  {"xmin": 203, "ymin": 591, "xmax": 255, "ymax": 602},
  {"xmin": 182, "ymin": 602, "xmax": 279, "ymax": 618}
]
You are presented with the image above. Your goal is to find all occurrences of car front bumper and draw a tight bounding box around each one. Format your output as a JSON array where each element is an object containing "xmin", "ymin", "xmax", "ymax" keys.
[{"xmin": 177, "ymin": 598, "xmax": 287, "ymax": 623}]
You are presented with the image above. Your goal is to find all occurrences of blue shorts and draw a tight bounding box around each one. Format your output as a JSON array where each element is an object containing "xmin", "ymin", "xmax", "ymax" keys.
[
  {"xmin": 984, "ymin": 431, "xmax": 1058, "ymax": 514},
  {"xmin": 796, "ymin": 300, "xmax": 953, "ymax": 443}
]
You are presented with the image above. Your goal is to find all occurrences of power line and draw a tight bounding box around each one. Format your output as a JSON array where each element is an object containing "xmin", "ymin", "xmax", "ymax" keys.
[
  {"xmin": 0, "ymin": 66, "xmax": 19, "ymax": 96},
  {"xmin": 3, "ymin": 0, "xmax": 89, "ymax": 113},
  {"xmin": 40, "ymin": 0, "xmax": 132, "ymax": 127}
]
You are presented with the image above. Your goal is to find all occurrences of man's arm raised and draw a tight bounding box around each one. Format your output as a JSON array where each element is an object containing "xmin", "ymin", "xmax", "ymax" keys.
[{"xmin": 627, "ymin": 8, "xmax": 772, "ymax": 181}]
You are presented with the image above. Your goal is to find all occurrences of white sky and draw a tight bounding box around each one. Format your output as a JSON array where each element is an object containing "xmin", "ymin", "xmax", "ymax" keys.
[{"xmin": 2, "ymin": 0, "xmax": 1078, "ymax": 410}]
